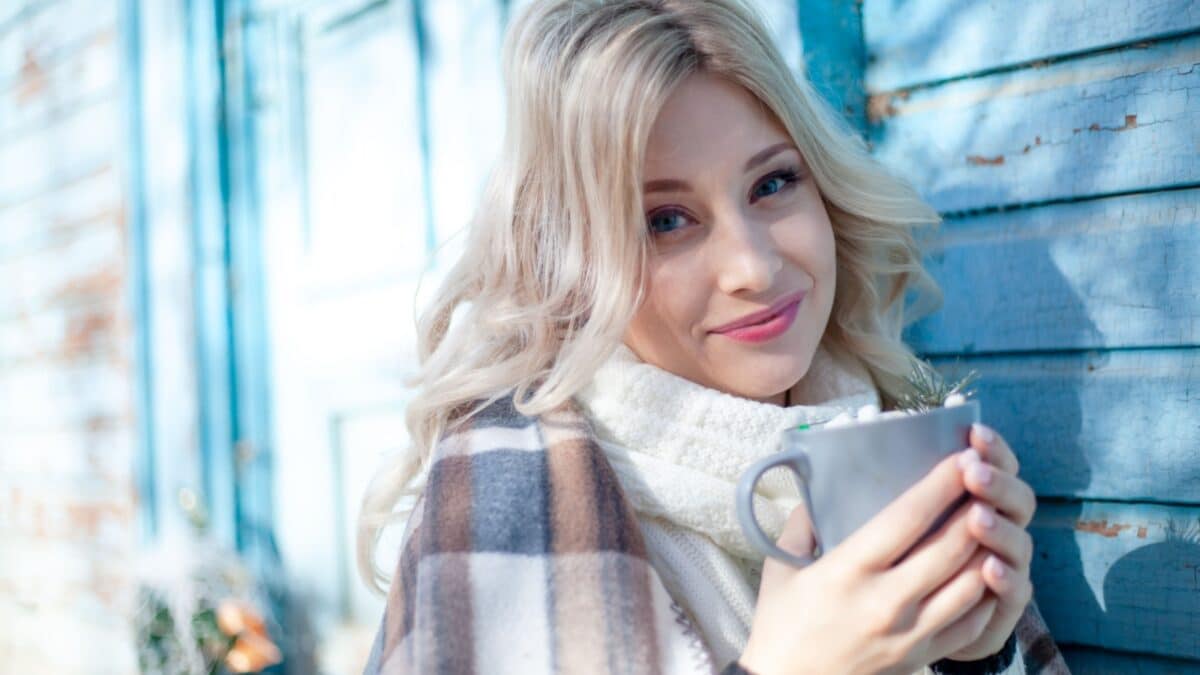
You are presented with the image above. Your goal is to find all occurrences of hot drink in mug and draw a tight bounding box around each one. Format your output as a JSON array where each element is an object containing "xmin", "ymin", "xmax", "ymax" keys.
[{"xmin": 736, "ymin": 400, "xmax": 980, "ymax": 567}]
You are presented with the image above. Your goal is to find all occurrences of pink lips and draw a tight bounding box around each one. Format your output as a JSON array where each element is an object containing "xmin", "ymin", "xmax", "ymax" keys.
[{"xmin": 710, "ymin": 291, "xmax": 806, "ymax": 343}]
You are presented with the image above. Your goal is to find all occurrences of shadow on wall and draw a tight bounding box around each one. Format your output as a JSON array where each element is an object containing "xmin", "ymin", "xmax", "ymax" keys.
[{"xmin": 883, "ymin": 11, "xmax": 1200, "ymax": 663}]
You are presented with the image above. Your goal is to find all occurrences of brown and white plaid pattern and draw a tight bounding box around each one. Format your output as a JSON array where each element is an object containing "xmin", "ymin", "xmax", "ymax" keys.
[{"xmin": 362, "ymin": 393, "xmax": 1069, "ymax": 675}]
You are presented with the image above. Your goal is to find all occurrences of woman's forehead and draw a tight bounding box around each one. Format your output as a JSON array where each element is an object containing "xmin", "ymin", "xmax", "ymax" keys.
[{"xmin": 644, "ymin": 72, "xmax": 792, "ymax": 172}]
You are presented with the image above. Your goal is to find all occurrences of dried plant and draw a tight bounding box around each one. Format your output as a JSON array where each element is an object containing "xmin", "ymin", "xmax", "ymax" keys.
[
  {"xmin": 895, "ymin": 356, "xmax": 980, "ymax": 413},
  {"xmin": 132, "ymin": 488, "xmax": 283, "ymax": 675}
]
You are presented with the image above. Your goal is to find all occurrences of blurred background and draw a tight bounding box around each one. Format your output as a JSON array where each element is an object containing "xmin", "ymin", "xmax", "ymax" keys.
[{"xmin": 0, "ymin": 0, "xmax": 1196, "ymax": 673}]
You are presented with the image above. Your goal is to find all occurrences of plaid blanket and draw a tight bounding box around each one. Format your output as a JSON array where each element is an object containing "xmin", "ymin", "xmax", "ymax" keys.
[{"xmin": 362, "ymin": 393, "xmax": 1070, "ymax": 674}]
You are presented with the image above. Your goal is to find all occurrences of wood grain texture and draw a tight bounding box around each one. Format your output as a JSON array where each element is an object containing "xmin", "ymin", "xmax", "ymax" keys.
[
  {"xmin": 864, "ymin": 0, "xmax": 1200, "ymax": 91},
  {"xmin": 0, "ymin": 95, "xmax": 118, "ymax": 208},
  {"xmin": 870, "ymin": 36, "xmax": 1200, "ymax": 213},
  {"xmin": 0, "ymin": 26, "xmax": 117, "ymax": 143},
  {"xmin": 0, "ymin": 0, "xmax": 116, "ymax": 84},
  {"xmin": 1061, "ymin": 644, "xmax": 1200, "ymax": 674},
  {"xmin": 0, "ymin": 296, "xmax": 123, "ymax": 364},
  {"xmin": 796, "ymin": 0, "xmax": 867, "ymax": 129},
  {"xmin": 861, "ymin": 0, "xmax": 1200, "ymax": 666},
  {"xmin": 0, "ymin": 358, "xmax": 131, "ymax": 434},
  {"xmin": 0, "ymin": 165, "xmax": 118, "ymax": 257},
  {"xmin": 904, "ymin": 188, "xmax": 1199, "ymax": 354},
  {"xmin": 926, "ymin": 348, "xmax": 1200, "ymax": 503},
  {"xmin": 0, "ymin": 209, "xmax": 123, "ymax": 318},
  {"xmin": 1030, "ymin": 500, "xmax": 1200, "ymax": 660}
]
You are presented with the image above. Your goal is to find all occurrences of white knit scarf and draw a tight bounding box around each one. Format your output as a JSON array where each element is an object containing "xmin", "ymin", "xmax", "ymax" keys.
[{"xmin": 574, "ymin": 341, "xmax": 882, "ymax": 666}]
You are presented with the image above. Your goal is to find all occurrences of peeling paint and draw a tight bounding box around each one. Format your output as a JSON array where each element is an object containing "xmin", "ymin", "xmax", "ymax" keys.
[
  {"xmin": 64, "ymin": 306, "xmax": 118, "ymax": 358},
  {"xmin": 49, "ymin": 266, "xmax": 123, "ymax": 306},
  {"xmin": 966, "ymin": 154, "xmax": 1005, "ymax": 166},
  {"xmin": 1021, "ymin": 135, "xmax": 1046, "ymax": 154},
  {"xmin": 866, "ymin": 93, "xmax": 898, "ymax": 122},
  {"xmin": 17, "ymin": 48, "xmax": 47, "ymax": 104},
  {"xmin": 1075, "ymin": 519, "xmax": 1133, "ymax": 537},
  {"xmin": 877, "ymin": 41, "xmax": 1200, "ymax": 119},
  {"xmin": 1078, "ymin": 115, "xmax": 1139, "ymax": 135}
]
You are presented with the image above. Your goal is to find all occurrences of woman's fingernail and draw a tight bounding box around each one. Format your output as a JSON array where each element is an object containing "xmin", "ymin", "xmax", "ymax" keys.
[
  {"xmin": 972, "ymin": 503, "xmax": 996, "ymax": 529},
  {"xmin": 986, "ymin": 555, "xmax": 1006, "ymax": 579},
  {"xmin": 957, "ymin": 448, "xmax": 981, "ymax": 469},
  {"xmin": 972, "ymin": 423, "xmax": 996, "ymax": 445},
  {"xmin": 968, "ymin": 461, "xmax": 993, "ymax": 486}
]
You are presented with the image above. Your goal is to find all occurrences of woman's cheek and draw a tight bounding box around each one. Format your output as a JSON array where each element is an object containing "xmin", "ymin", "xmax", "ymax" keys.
[{"xmin": 644, "ymin": 261, "xmax": 701, "ymax": 339}]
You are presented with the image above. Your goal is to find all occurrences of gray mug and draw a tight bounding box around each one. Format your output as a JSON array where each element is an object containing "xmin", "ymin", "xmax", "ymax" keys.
[{"xmin": 736, "ymin": 400, "xmax": 980, "ymax": 567}]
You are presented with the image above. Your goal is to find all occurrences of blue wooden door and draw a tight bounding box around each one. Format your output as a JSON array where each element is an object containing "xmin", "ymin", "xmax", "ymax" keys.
[{"xmin": 242, "ymin": 0, "xmax": 509, "ymax": 669}]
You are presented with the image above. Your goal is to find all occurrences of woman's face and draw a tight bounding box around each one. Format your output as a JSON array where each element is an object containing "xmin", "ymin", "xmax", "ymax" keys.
[{"xmin": 624, "ymin": 71, "xmax": 837, "ymax": 405}]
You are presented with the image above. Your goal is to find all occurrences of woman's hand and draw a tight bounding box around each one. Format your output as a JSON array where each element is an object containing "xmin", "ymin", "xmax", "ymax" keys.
[
  {"xmin": 739, "ymin": 449, "xmax": 1000, "ymax": 675},
  {"xmin": 938, "ymin": 423, "xmax": 1037, "ymax": 662}
]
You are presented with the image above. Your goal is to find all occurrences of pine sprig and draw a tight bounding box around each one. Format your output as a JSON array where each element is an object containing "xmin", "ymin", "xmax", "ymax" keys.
[{"xmin": 896, "ymin": 356, "xmax": 980, "ymax": 413}]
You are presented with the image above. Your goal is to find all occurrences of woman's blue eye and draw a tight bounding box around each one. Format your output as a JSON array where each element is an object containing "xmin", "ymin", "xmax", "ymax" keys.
[
  {"xmin": 647, "ymin": 169, "xmax": 801, "ymax": 235},
  {"xmin": 753, "ymin": 170, "xmax": 800, "ymax": 200},
  {"xmin": 647, "ymin": 210, "xmax": 689, "ymax": 235}
]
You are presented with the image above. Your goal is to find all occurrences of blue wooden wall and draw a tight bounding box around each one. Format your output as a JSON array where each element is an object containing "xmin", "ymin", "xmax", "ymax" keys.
[{"xmin": 858, "ymin": 0, "xmax": 1200, "ymax": 670}]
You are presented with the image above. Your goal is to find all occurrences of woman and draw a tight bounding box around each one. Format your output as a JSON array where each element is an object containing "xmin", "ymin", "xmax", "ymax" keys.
[{"xmin": 357, "ymin": 1, "xmax": 1069, "ymax": 673}]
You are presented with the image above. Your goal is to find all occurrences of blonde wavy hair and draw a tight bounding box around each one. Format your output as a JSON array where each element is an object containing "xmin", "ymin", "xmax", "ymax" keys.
[{"xmin": 357, "ymin": 0, "xmax": 943, "ymax": 593}]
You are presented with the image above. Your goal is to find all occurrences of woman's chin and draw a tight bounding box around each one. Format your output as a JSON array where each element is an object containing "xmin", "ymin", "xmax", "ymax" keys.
[{"xmin": 710, "ymin": 361, "xmax": 810, "ymax": 403}]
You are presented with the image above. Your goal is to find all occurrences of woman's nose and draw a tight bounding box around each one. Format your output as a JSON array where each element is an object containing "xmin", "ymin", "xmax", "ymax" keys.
[{"xmin": 713, "ymin": 211, "xmax": 782, "ymax": 295}]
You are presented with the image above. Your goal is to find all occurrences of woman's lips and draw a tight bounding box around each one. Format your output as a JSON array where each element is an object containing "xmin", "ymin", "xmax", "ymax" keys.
[
  {"xmin": 710, "ymin": 293, "xmax": 805, "ymax": 343},
  {"xmin": 710, "ymin": 290, "xmax": 807, "ymax": 332}
]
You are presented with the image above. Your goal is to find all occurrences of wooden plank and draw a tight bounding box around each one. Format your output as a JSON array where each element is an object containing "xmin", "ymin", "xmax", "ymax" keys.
[
  {"xmin": 125, "ymin": 0, "xmax": 206, "ymax": 542},
  {"xmin": 926, "ymin": 348, "xmax": 1200, "ymax": 504},
  {"xmin": 1062, "ymin": 644, "xmax": 1200, "ymax": 674},
  {"xmin": 0, "ymin": 212, "xmax": 124, "ymax": 320},
  {"xmin": 0, "ymin": 358, "xmax": 131, "ymax": 432},
  {"xmin": 0, "ymin": 425, "xmax": 133, "ymax": 480},
  {"xmin": 0, "ymin": 164, "xmax": 119, "ymax": 257},
  {"xmin": 863, "ymin": 0, "xmax": 1200, "ymax": 92},
  {"xmin": 796, "ymin": 0, "xmax": 866, "ymax": 129},
  {"xmin": 0, "ymin": 0, "xmax": 116, "ymax": 84},
  {"xmin": 904, "ymin": 189, "xmax": 1200, "ymax": 354},
  {"xmin": 0, "ymin": 3, "xmax": 32, "ymax": 34},
  {"xmin": 0, "ymin": 95, "xmax": 117, "ymax": 208},
  {"xmin": 0, "ymin": 297, "xmax": 125, "ymax": 364},
  {"xmin": 0, "ymin": 27, "xmax": 117, "ymax": 143},
  {"xmin": 870, "ymin": 36, "xmax": 1200, "ymax": 213},
  {"xmin": 1029, "ymin": 500, "xmax": 1200, "ymax": 660}
]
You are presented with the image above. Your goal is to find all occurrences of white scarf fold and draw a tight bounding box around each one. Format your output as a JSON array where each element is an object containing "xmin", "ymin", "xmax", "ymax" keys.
[{"xmin": 575, "ymin": 341, "xmax": 881, "ymax": 560}]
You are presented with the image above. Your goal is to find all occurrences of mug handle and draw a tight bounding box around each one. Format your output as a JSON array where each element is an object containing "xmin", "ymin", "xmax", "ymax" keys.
[{"xmin": 736, "ymin": 451, "xmax": 816, "ymax": 568}]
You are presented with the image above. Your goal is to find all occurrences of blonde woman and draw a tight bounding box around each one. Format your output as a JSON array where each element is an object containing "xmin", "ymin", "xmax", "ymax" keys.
[{"xmin": 358, "ymin": 1, "xmax": 1069, "ymax": 673}]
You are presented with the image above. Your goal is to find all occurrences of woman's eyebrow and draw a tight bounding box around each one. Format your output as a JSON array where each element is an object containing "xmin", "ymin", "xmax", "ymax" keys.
[
  {"xmin": 743, "ymin": 141, "xmax": 795, "ymax": 173},
  {"xmin": 643, "ymin": 142, "xmax": 797, "ymax": 194}
]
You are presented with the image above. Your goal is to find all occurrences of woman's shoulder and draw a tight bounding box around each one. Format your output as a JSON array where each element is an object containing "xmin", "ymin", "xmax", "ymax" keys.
[
  {"xmin": 422, "ymin": 390, "xmax": 646, "ymax": 556},
  {"xmin": 432, "ymin": 391, "xmax": 595, "ymax": 465},
  {"xmin": 371, "ymin": 390, "xmax": 709, "ymax": 674}
]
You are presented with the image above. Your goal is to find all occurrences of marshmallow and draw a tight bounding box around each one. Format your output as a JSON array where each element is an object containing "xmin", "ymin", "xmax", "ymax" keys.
[{"xmin": 944, "ymin": 393, "xmax": 967, "ymax": 407}]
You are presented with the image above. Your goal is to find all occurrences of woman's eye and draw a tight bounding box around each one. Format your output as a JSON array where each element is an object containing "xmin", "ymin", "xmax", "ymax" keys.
[
  {"xmin": 752, "ymin": 169, "xmax": 800, "ymax": 200},
  {"xmin": 647, "ymin": 210, "xmax": 690, "ymax": 235}
]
